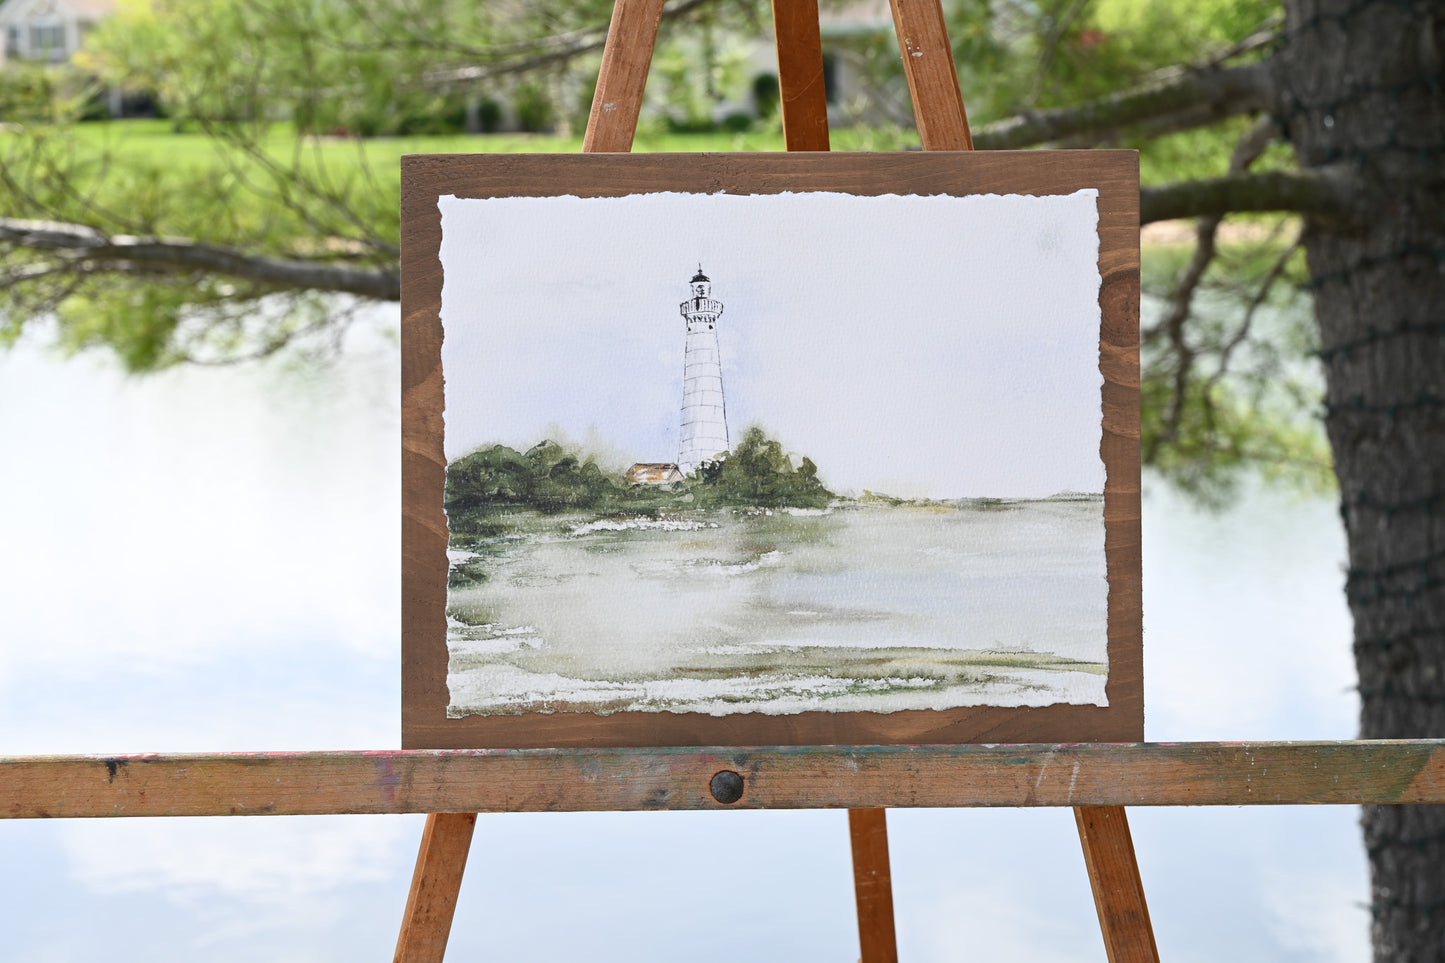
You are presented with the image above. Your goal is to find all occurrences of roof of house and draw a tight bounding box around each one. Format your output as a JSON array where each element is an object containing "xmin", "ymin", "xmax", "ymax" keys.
[
  {"xmin": 818, "ymin": 0, "xmax": 893, "ymax": 35},
  {"xmin": 66, "ymin": 0, "xmax": 116, "ymax": 17},
  {"xmin": 625, "ymin": 462, "xmax": 685, "ymax": 483}
]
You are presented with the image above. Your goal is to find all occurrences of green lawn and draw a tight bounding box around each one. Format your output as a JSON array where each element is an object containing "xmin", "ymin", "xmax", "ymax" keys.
[
  {"xmin": 58, "ymin": 113, "xmax": 1273, "ymax": 191},
  {"xmin": 0, "ymin": 117, "xmax": 925, "ymax": 257},
  {"xmin": 61, "ymin": 117, "xmax": 935, "ymax": 170},
  {"xmin": 13, "ymin": 117, "xmax": 1289, "ymax": 256}
]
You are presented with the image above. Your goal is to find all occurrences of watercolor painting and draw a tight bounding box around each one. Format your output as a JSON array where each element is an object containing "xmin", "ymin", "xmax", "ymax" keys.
[{"xmin": 437, "ymin": 188, "xmax": 1108, "ymax": 718}]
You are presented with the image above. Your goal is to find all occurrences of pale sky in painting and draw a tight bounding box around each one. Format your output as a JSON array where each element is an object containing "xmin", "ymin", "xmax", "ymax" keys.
[{"xmin": 439, "ymin": 189, "xmax": 1104, "ymax": 499}]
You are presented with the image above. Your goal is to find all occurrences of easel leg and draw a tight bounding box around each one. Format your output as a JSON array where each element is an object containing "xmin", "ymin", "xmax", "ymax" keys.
[
  {"xmin": 849, "ymin": 808, "xmax": 900, "ymax": 963},
  {"xmin": 395, "ymin": 0, "xmax": 660, "ymax": 946},
  {"xmin": 1074, "ymin": 806, "xmax": 1159, "ymax": 963},
  {"xmin": 770, "ymin": 0, "xmax": 830, "ymax": 151},
  {"xmin": 582, "ymin": 0, "xmax": 665, "ymax": 152},
  {"xmin": 394, "ymin": 813, "xmax": 478, "ymax": 963},
  {"xmin": 886, "ymin": 0, "xmax": 973, "ymax": 149}
]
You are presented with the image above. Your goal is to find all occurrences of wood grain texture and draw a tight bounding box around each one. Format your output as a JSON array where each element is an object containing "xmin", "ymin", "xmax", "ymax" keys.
[
  {"xmin": 849, "ymin": 809, "xmax": 899, "ymax": 963},
  {"xmin": 399, "ymin": 150, "xmax": 1140, "ymax": 753},
  {"xmin": 394, "ymin": 813, "xmax": 477, "ymax": 963},
  {"xmin": 771, "ymin": 0, "xmax": 830, "ymax": 150},
  {"xmin": 888, "ymin": 0, "xmax": 972, "ymax": 149},
  {"xmin": 7, "ymin": 741, "xmax": 1445, "ymax": 817},
  {"xmin": 582, "ymin": 0, "xmax": 665, "ymax": 152},
  {"xmin": 1075, "ymin": 807, "xmax": 1159, "ymax": 963}
]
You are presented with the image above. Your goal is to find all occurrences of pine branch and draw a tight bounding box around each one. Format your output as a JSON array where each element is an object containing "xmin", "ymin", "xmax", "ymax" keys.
[
  {"xmin": 0, "ymin": 218, "xmax": 399, "ymax": 300},
  {"xmin": 1140, "ymin": 167, "xmax": 1361, "ymax": 225},
  {"xmin": 1149, "ymin": 115, "xmax": 1279, "ymax": 458},
  {"xmin": 3, "ymin": 167, "xmax": 1358, "ymax": 307},
  {"xmin": 417, "ymin": 0, "xmax": 721, "ymax": 89},
  {"xmin": 974, "ymin": 62, "xmax": 1274, "ymax": 149}
]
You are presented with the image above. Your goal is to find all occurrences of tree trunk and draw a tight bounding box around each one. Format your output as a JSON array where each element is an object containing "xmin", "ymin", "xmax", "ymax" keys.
[{"xmin": 1272, "ymin": 1, "xmax": 1445, "ymax": 958}]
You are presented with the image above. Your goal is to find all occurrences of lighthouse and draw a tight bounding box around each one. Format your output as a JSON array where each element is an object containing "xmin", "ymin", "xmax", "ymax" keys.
[{"xmin": 677, "ymin": 266, "xmax": 730, "ymax": 474}]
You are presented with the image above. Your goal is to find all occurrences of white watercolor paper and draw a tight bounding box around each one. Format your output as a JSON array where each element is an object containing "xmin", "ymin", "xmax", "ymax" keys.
[{"xmin": 438, "ymin": 189, "xmax": 1107, "ymax": 717}]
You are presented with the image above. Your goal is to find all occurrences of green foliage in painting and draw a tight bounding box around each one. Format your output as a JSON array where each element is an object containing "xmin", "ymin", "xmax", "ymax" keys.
[
  {"xmin": 689, "ymin": 426, "xmax": 834, "ymax": 509},
  {"xmin": 445, "ymin": 440, "xmax": 619, "ymax": 525},
  {"xmin": 445, "ymin": 427, "xmax": 835, "ymax": 534}
]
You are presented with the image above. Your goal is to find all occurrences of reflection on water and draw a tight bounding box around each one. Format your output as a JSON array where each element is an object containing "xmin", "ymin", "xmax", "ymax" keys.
[{"xmin": 446, "ymin": 499, "xmax": 1108, "ymax": 716}]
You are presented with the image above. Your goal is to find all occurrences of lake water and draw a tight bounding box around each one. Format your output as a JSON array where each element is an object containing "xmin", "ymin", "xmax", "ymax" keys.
[
  {"xmin": 1, "ymin": 308, "xmax": 1366, "ymax": 962},
  {"xmin": 445, "ymin": 498, "xmax": 1108, "ymax": 716}
]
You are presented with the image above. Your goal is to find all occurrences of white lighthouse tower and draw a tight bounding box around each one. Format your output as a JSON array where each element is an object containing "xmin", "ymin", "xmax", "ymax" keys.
[{"xmin": 677, "ymin": 266, "xmax": 729, "ymax": 474}]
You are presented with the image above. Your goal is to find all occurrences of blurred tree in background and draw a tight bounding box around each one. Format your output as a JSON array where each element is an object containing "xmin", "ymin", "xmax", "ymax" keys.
[{"xmin": 1, "ymin": 1, "xmax": 1442, "ymax": 958}]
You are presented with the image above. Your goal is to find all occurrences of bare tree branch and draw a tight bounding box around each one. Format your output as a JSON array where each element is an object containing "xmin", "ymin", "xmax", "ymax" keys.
[
  {"xmin": 1149, "ymin": 115, "xmax": 1278, "ymax": 456},
  {"xmin": 1055, "ymin": 101, "xmax": 1250, "ymax": 148},
  {"xmin": 416, "ymin": 0, "xmax": 722, "ymax": 90},
  {"xmin": 1205, "ymin": 230, "xmax": 1302, "ymax": 397},
  {"xmin": 1202, "ymin": 17, "xmax": 1284, "ymax": 68},
  {"xmin": 1140, "ymin": 167, "xmax": 1360, "ymax": 225},
  {"xmin": 2, "ymin": 166, "xmax": 1357, "ymax": 309},
  {"xmin": 342, "ymin": 0, "xmax": 724, "ymax": 66},
  {"xmin": 0, "ymin": 218, "xmax": 398, "ymax": 300},
  {"xmin": 974, "ymin": 61, "xmax": 1274, "ymax": 149},
  {"xmin": 0, "ymin": 261, "xmax": 98, "ymax": 287}
]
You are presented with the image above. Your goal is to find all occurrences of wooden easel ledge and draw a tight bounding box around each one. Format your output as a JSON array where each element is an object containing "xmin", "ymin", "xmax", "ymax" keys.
[{"xmin": 6, "ymin": 741, "xmax": 1444, "ymax": 818}]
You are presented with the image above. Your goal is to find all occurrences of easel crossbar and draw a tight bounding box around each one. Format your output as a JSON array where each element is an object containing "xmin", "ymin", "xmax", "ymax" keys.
[{"xmin": 8, "ymin": 741, "xmax": 1444, "ymax": 818}]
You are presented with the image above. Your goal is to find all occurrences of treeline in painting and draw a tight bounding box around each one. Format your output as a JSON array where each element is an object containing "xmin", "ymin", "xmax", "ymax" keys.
[{"xmin": 445, "ymin": 425, "xmax": 832, "ymax": 537}]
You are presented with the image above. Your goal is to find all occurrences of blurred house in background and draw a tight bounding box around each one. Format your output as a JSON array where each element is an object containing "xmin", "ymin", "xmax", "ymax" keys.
[
  {"xmin": 667, "ymin": 0, "xmax": 905, "ymax": 130},
  {"xmin": 0, "ymin": 0, "xmax": 113, "ymax": 66}
]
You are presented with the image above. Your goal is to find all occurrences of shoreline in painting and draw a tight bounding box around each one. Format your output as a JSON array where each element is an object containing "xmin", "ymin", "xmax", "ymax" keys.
[{"xmin": 445, "ymin": 493, "xmax": 1108, "ymax": 717}]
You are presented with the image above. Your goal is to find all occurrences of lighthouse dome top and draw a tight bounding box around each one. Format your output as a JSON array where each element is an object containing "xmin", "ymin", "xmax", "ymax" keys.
[{"xmin": 690, "ymin": 266, "xmax": 710, "ymax": 283}]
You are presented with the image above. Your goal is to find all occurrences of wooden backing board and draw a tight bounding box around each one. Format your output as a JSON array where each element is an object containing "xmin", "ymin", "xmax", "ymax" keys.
[{"xmin": 401, "ymin": 149, "xmax": 1140, "ymax": 752}]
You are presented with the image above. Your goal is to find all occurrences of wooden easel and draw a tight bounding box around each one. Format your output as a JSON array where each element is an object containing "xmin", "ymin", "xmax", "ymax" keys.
[{"xmin": 393, "ymin": 2, "xmax": 1157, "ymax": 960}]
